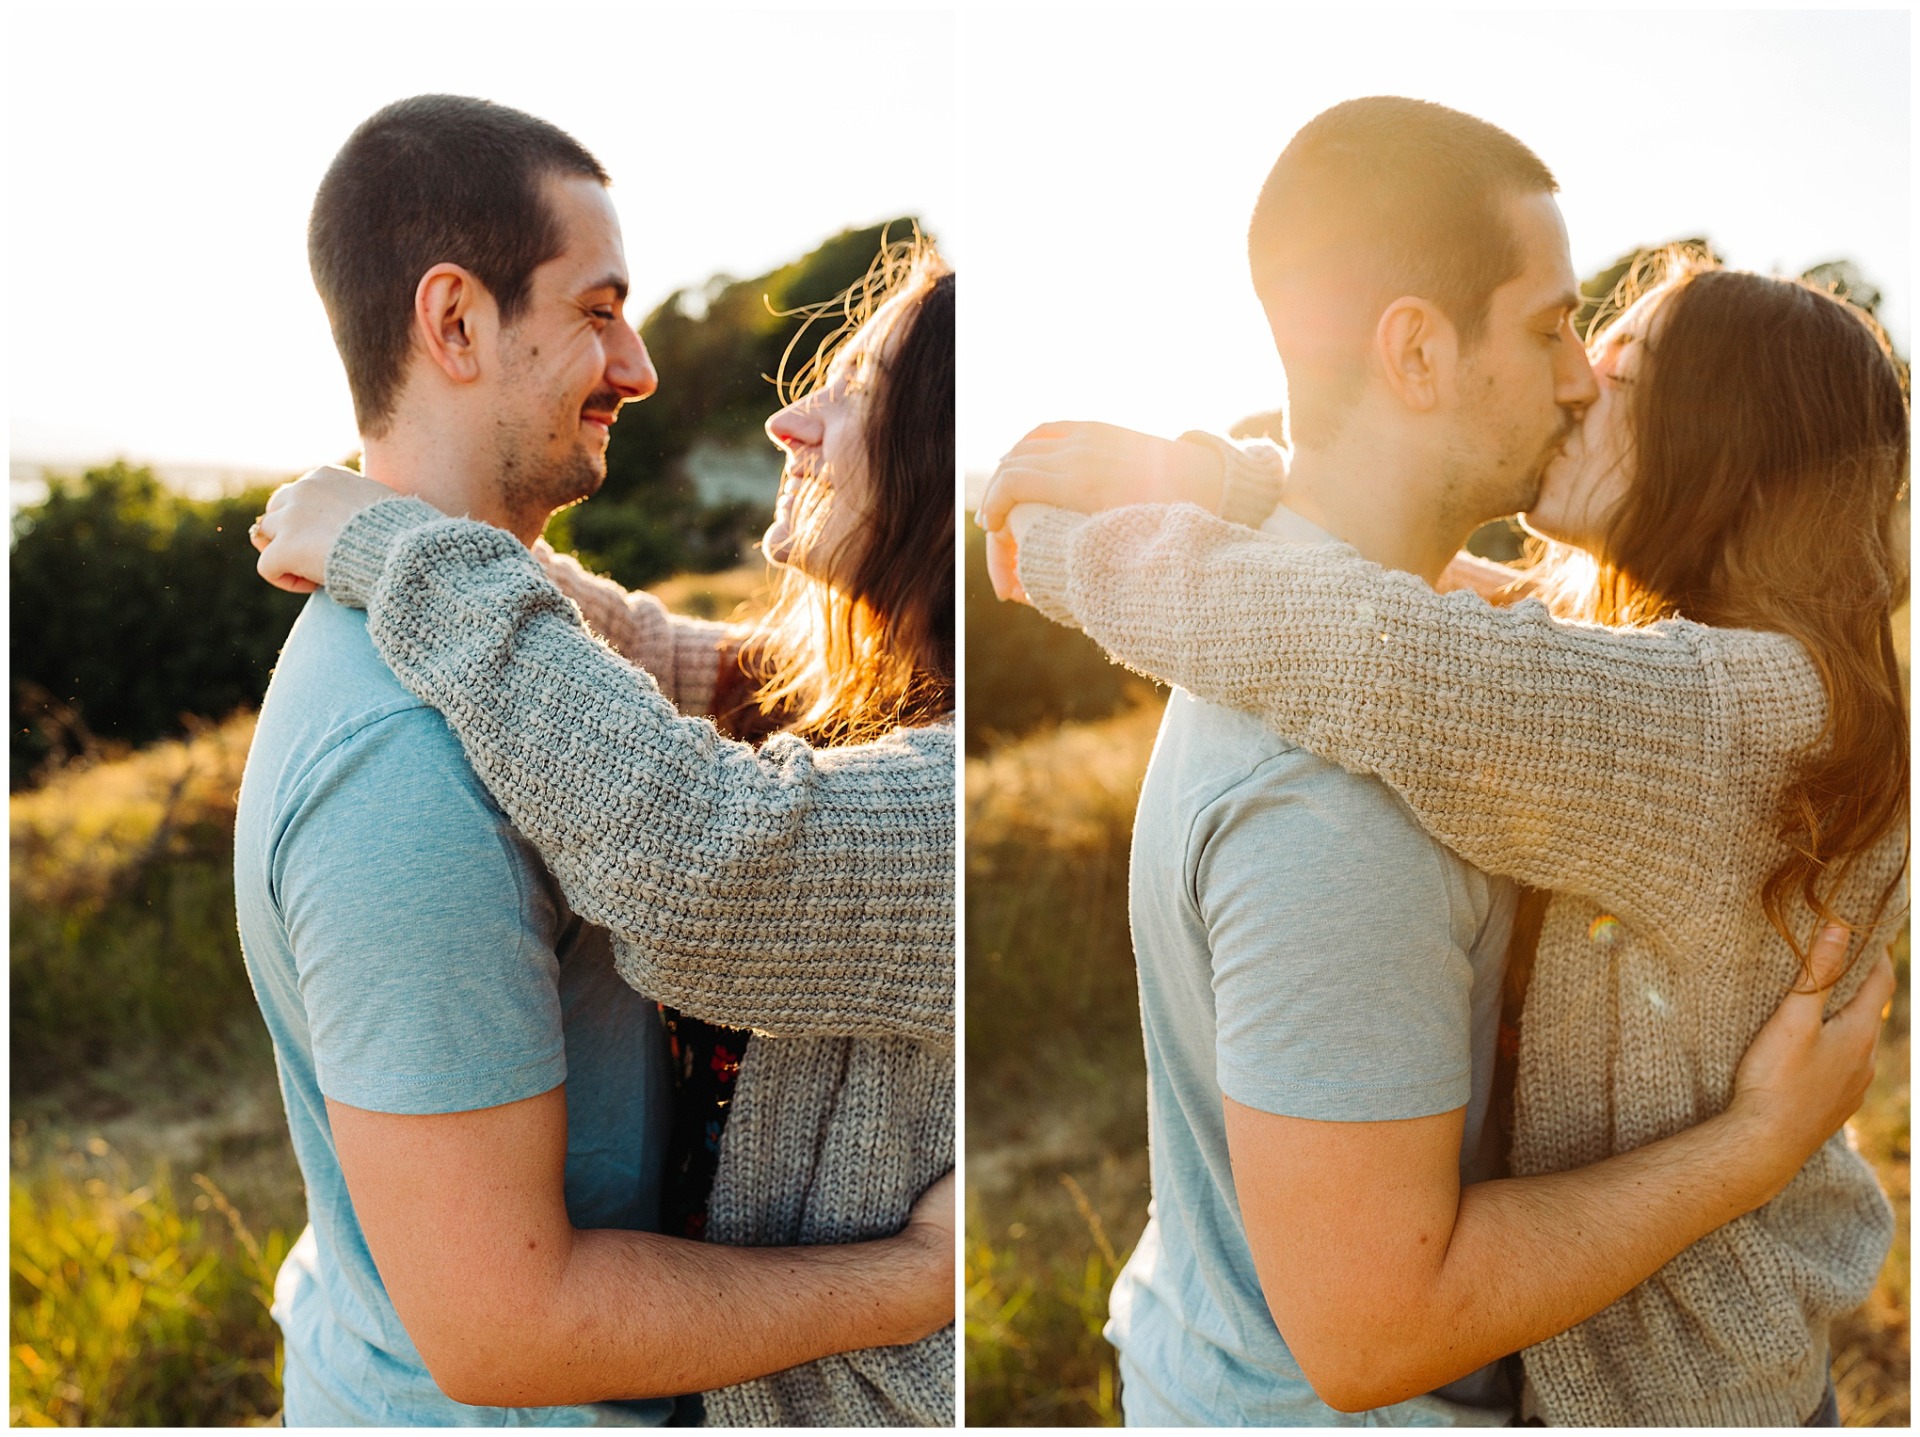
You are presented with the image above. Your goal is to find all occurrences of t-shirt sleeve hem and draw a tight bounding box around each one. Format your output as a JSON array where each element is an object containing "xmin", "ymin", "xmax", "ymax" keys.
[
  {"xmin": 1219, "ymin": 1065, "xmax": 1468, "ymax": 1124},
  {"xmin": 315, "ymin": 1052, "xmax": 567, "ymax": 1116}
]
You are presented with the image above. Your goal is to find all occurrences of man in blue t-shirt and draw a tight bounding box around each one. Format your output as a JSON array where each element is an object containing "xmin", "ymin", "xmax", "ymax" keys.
[{"xmin": 234, "ymin": 96, "xmax": 950, "ymax": 1425}]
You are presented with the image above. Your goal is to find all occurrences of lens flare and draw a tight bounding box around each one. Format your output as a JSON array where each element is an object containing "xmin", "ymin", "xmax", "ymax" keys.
[{"xmin": 1589, "ymin": 914, "xmax": 1622, "ymax": 947}]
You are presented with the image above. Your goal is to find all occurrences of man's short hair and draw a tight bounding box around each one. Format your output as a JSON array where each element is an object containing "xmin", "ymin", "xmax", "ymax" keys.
[
  {"xmin": 309, "ymin": 95, "xmax": 610, "ymax": 435},
  {"xmin": 1247, "ymin": 97, "xmax": 1556, "ymax": 441}
]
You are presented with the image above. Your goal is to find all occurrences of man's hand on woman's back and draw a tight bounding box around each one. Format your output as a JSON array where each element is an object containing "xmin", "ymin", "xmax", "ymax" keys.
[{"xmin": 1726, "ymin": 923, "xmax": 1896, "ymax": 1188}]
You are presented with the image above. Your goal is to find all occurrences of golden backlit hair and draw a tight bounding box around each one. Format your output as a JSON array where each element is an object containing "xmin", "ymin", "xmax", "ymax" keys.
[{"xmin": 739, "ymin": 234, "xmax": 955, "ymax": 746}]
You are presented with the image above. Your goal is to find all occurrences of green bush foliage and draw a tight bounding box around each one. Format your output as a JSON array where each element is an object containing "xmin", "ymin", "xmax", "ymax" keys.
[{"xmin": 10, "ymin": 464, "xmax": 305, "ymax": 785}]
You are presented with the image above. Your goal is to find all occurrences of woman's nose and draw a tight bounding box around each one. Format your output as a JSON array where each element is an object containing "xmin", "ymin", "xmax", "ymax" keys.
[{"xmin": 766, "ymin": 401, "xmax": 821, "ymax": 452}]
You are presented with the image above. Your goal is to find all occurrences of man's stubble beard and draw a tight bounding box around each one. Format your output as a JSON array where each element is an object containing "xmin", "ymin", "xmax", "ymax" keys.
[
  {"xmin": 1442, "ymin": 391, "xmax": 1576, "ymax": 534},
  {"xmin": 492, "ymin": 412, "xmax": 607, "ymax": 534}
]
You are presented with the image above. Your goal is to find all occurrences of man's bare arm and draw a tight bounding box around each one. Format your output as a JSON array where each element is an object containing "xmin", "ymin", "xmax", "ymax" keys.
[
  {"xmin": 330, "ymin": 1087, "xmax": 952, "ymax": 1408},
  {"xmin": 1227, "ymin": 928, "xmax": 1893, "ymax": 1413}
]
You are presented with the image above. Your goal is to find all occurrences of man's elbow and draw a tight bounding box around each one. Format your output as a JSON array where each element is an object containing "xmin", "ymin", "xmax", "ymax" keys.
[
  {"xmin": 406, "ymin": 1293, "xmax": 578, "ymax": 1408},
  {"xmin": 420, "ymin": 1340, "xmax": 546, "ymax": 1409},
  {"xmin": 1280, "ymin": 1314, "xmax": 1435, "ymax": 1415},
  {"xmin": 1299, "ymin": 1361, "xmax": 1400, "ymax": 1416}
]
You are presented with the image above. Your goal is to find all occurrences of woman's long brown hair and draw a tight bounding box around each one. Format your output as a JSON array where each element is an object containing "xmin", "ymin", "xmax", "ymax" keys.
[
  {"xmin": 733, "ymin": 237, "xmax": 955, "ymax": 746},
  {"xmin": 1534, "ymin": 254, "xmax": 1909, "ymax": 963}
]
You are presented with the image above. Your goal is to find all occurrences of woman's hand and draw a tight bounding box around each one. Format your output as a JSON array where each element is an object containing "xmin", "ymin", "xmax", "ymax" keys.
[
  {"xmin": 982, "ymin": 504, "xmax": 1048, "ymax": 605},
  {"xmin": 1437, "ymin": 550, "xmax": 1531, "ymax": 604},
  {"xmin": 1726, "ymin": 924, "xmax": 1896, "ymax": 1195},
  {"xmin": 250, "ymin": 465, "xmax": 395, "ymax": 593},
  {"xmin": 975, "ymin": 421, "xmax": 1225, "ymax": 535},
  {"xmin": 977, "ymin": 421, "xmax": 1220, "ymax": 606}
]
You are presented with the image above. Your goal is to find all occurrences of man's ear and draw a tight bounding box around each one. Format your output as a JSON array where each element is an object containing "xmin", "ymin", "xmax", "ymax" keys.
[
  {"xmin": 413, "ymin": 264, "xmax": 493, "ymax": 386},
  {"xmin": 1373, "ymin": 296, "xmax": 1457, "ymax": 414}
]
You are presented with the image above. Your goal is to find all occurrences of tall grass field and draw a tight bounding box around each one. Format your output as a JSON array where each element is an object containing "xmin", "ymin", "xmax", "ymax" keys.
[{"xmin": 11, "ymin": 711, "xmax": 301, "ymax": 1426}]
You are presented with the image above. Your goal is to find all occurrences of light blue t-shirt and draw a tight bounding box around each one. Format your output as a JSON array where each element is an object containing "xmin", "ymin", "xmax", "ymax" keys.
[
  {"xmin": 234, "ymin": 592, "xmax": 675, "ymax": 1426},
  {"xmin": 1108, "ymin": 689, "xmax": 1517, "ymax": 1427}
]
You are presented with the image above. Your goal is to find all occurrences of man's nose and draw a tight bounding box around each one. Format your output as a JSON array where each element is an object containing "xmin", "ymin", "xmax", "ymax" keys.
[
  {"xmin": 610, "ymin": 327, "xmax": 657, "ymax": 401},
  {"xmin": 1559, "ymin": 331, "xmax": 1599, "ymax": 413}
]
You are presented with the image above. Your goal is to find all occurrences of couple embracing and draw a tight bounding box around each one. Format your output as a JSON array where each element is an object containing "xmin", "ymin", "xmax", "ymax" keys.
[
  {"xmin": 981, "ymin": 97, "xmax": 1905, "ymax": 1426},
  {"xmin": 240, "ymin": 96, "xmax": 955, "ymax": 1425}
]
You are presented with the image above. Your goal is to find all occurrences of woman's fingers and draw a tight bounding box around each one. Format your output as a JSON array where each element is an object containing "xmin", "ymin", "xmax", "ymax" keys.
[
  {"xmin": 1807, "ymin": 922, "xmax": 1855, "ymax": 991},
  {"xmin": 262, "ymin": 480, "xmax": 297, "ymax": 515},
  {"xmin": 250, "ymin": 466, "xmax": 394, "ymax": 593},
  {"xmin": 978, "ymin": 462, "xmax": 1069, "ymax": 532},
  {"xmin": 256, "ymin": 539, "xmax": 320, "ymax": 594},
  {"xmin": 252, "ymin": 501, "xmax": 324, "ymax": 594},
  {"xmin": 984, "ymin": 527, "xmax": 1028, "ymax": 604}
]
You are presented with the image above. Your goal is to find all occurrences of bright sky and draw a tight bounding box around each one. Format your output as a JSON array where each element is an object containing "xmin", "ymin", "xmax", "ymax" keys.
[
  {"xmin": 9, "ymin": 5, "xmax": 956, "ymax": 474},
  {"xmin": 958, "ymin": 8, "xmax": 1911, "ymax": 476}
]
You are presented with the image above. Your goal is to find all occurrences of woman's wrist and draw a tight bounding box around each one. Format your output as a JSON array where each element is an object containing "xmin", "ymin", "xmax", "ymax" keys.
[
  {"xmin": 1009, "ymin": 505, "xmax": 1092, "ymax": 627},
  {"xmin": 1178, "ymin": 431, "xmax": 1286, "ymax": 527},
  {"xmin": 325, "ymin": 495, "xmax": 447, "ymax": 610}
]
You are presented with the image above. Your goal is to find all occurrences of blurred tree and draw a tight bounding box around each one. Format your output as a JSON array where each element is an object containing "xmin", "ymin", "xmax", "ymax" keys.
[{"xmin": 10, "ymin": 463, "xmax": 306, "ymax": 786}]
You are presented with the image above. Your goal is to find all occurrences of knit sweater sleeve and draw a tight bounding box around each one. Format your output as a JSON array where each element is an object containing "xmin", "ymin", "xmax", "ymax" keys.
[
  {"xmin": 1016, "ymin": 502, "xmax": 1825, "ymax": 952},
  {"xmin": 1179, "ymin": 429, "xmax": 1287, "ymax": 528},
  {"xmin": 534, "ymin": 543, "xmax": 729, "ymax": 717},
  {"xmin": 326, "ymin": 498, "xmax": 955, "ymax": 1049}
]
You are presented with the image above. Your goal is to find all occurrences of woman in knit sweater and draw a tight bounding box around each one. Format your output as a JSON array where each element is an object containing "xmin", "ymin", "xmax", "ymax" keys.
[
  {"xmin": 253, "ymin": 244, "xmax": 955, "ymax": 1425},
  {"xmin": 981, "ymin": 259, "xmax": 1907, "ymax": 1425}
]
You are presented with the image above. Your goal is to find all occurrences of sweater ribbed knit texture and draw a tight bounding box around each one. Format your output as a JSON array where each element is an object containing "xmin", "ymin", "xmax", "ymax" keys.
[
  {"xmin": 327, "ymin": 497, "xmax": 955, "ymax": 1426},
  {"xmin": 1016, "ymin": 474, "xmax": 1900, "ymax": 1428}
]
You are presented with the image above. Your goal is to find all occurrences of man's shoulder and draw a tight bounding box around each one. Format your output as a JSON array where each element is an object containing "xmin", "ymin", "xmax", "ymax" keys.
[
  {"xmin": 248, "ymin": 592, "xmax": 476, "ymax": 805},
  {"xmin": 270, "ymin": 590, "xmax": 429, "ymax": 723},
  {"xmin": 1155, "ymin": 692, "xmax": 1416, "ymax": 834},
  {"xmin": 253, "ymin": 591, "xmax": 466, "ymax": 776},
  {"xmin": 1147, "ymin": 693, "xmax": 1498, "ymax": 926}
]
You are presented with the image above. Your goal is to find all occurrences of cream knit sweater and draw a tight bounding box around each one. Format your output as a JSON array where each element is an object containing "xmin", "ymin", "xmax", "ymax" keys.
[
  {"xmin": 326, "ymin": 496, "xmax": 955, "ymax": 1427},
  {"xmin": 1015, "ymin": 458, "xmax": 1901, "ymax": 1427}
]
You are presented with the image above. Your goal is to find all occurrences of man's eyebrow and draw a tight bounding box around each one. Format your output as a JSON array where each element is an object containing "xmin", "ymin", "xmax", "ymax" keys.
[
  {"xmin": 583, "ymin": 273, "xmax": 629, "ymax": 302},
  {"xmin": 1537, "ymin": 290, "xmax": 1581, "ymax": 319}
]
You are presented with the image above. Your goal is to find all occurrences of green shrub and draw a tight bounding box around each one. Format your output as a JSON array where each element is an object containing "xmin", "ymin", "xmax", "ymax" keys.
[
  {"xmin": 10, "ymin": 465, "xmax": 306, "ymax": 787},
  {"xmin": 965, "ymin": 702, "xmax": 1160, "ymax": 1123},
  {"xmin": 966, "ymin": 1173, "xmax": 1132, "ymax": 1428}
]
